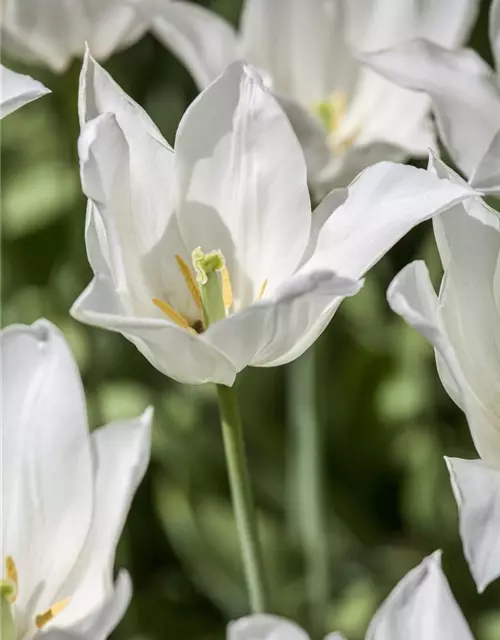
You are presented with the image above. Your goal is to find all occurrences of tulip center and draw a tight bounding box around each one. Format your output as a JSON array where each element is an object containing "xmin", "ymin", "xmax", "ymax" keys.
[
  {"xmin": 313, "ymin": 91, "xmax": 359, "ymax": 153},
  {"xmin": 1, "ymin": 556, "xmax": 71, "ymax": 639},
  {"xmin": 153, "ymin": 250, "xmax": 268, "ymax": 332}
]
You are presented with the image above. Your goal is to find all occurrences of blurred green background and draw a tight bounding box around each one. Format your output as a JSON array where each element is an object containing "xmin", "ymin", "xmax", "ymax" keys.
[{"xmin": 2, "ymin": 1, "xmax": 500, "ymax": 638}]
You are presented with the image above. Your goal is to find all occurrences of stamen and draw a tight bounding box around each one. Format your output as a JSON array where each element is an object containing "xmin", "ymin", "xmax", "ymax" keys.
[
  {"xmin": 35, "ymin": 597, "xmax": 71, "ymax": 629},
  {"xmin": 221, "ymin": 265, "xmax": 233, "ymax": 310},
  {"xmin": 257, "ymin": 279, "xmax": 268, "ymax": 300},
  {"xmin": 5, "ymin": 557, "xmax": 17, "ymax": 603},
  {"xmin": 175, "ymin": 254, "xmax": 202, "ymax": 310},
  {"xmin": 152, "ymin": 297, "xmax": 190, "ymax": 329}
]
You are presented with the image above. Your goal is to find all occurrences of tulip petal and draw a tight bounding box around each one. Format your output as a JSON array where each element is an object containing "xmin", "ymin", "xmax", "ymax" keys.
[
  {"xmin": 64, "ymin": 570, "xmax": 132, "ymax": 640},
  {"xmin": 0, "ymin": 64, "xmax": 49, "ymax": 119},
  {"xmin": 490, "ymin": 0, "xmax": 500, "ymax": 74},
  {"xmin": 2, "ymin": 0, "xmax": 146, "ymax": 72},
  {"xmin": 1, "ymin": 320, "xmax": 93, "ymax": 616},
  {"xmin": 363, "ymin": 39, "xmax": 500, "ymax": 177},
  {"xmin": 148, "ymin": 0, "xmax": 238, "ymax": 89},
  {"xmin": 240, "ymin": 0, "xmax": 357, "ymax": 103},
  {"xmin": 203, "ymin": 270, "xmax": 362, "ymax": 370},
  {"xmin": 446, "ymin": 456, "xmax": 500, "ymax": 592},
  {"xmin": 304, "ymin": 161, "xmax": 474, "ymax": 281},
  {"xmin": 78, "ymin": 59, "xmax": 200, "ymax": 321},
  {"xmin": 470, "ymin": 126, "xmax": 500, "ymax": 194},
  {"xmin": 345, "ymin": 0, "xmax": 478, "ymax": 51},
  {"xmin": 387, "ymin": 260, "xmax": 500, "ymax": 466},
  {"xmin": 228, "ymin": 614, "xmax": 310, "ymax": 640},
  {"xmin": 366, "ymin": 551, "xmax": 473, "ymax": 640},
  {"xmin": 174, "ymin": 61, "xmax": 311, "ymax": 308},
  {"xmin": 55, "ymin": 409, "xmax": 152, "ymax": 627},
  {"xmin": 71, "ymin": 272, "xmax": 237, "ymax": 385}
]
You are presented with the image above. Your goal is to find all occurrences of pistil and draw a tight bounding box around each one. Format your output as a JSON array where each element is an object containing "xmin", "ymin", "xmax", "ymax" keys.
[{"xmin": 192, "ymin": 247, "xmax": 227, "ymax": 328}]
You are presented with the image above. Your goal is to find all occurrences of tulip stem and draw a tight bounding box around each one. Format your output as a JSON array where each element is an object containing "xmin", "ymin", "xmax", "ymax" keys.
[
  {"xmin": 287, "ymin": 347, "xmax": 329, "ymax": 636},
  {"xmin": 216, "ymin": 384, "xmax": 268, "ymax": 613}
]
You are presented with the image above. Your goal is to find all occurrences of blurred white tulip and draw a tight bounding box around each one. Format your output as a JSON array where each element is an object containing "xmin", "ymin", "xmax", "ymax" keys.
[
  {"xmin": 138, "ymin": 0, "xmax": 478, "ymax": 195},
  {"xmin": 1, "ymin": 319, "xmax": 152, "ymax": 639},
  {"xmin": 1, "ymin": 0, "xmax": 148, "ymax": 72}
]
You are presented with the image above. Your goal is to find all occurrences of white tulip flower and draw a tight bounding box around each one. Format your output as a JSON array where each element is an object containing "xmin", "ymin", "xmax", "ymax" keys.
[
  {"xmin": 229, "ymin": 551, "xmax": 473, "ymax": 640},
  {"xmin": 1, "ymin": 319, "xmax": 152, "ymax": 640},
  {"xmin": 0, "ymin": 64, "xmax": 49, "ymax": 119},
  {"xmin": 364, "ymin": 0, "xmax": 500, "ymax": 194},
  {"xmin": 71, "ymin": 51, "xmax": 474, "ymax": 386},
  {"xmin": 139, "ymin": 0, "xmax": 478, "ymax": 194},
  {"xmin": 388, "ymin": 154, "xmax": 500, "ymax": 592},
  {"xmin": 1, "ymin": 0, "xmax": 148, "ymax": 73}
]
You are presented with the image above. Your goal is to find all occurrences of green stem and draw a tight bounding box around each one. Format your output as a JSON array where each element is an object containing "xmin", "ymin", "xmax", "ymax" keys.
[
  {"xmin": 1, "ymin": 584, "xmax": 16, "ymax": 640},
  {"xmin": 216, "ymin": 384, "xmax": 268, "ymax": 613},
  {"xmin": 287, "ymin": 347, "xmax": 329, "ymax": 637}
]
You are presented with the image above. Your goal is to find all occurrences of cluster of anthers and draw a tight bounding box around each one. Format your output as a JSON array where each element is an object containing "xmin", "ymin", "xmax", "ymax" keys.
[
  {"xmin": 152, "ymin": 248, "xmax": 267, "ymax": 333},
  {"xmin": 1, "ymin": 556, "xmax": 70, "ymax": 639}
]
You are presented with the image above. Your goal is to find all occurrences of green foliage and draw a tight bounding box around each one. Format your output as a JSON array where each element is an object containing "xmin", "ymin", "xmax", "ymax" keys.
[{"xmin": 1, "ymin": 2, "xmax": 499, "ymax": 639}]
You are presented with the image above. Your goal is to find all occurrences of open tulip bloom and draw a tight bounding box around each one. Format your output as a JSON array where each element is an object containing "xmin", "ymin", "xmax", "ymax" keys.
[
  {"xmin": 229, "ymin": 551, "xmax": 473, "ymax": 640},
  {"xmin": 0, "ymin": 64, "xmax": 49, "ymax": 119},
  {"xmin": 71, "ymin": 51, "xmax": 475, "ymax": 387},
  {"xmin": 364, "ymin": 0, "xmax": 500, "ymax": 194},
  {"xmin": 388, "ymin": 154, "xmax": 500, "ymax": 593},
  {"xmin": 1, "ymin": 320, "xmax": 152, "ymax": 639},
  {"xmin": 1, "ymin": 0, "xmax": 148, "ymax": 73},
  {"xmin": 140, "ymin": 0, "xmax": 478, "ymax": 193}
]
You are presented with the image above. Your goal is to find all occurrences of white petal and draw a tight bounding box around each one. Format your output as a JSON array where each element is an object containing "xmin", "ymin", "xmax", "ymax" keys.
[
  {"xmin": 446, "ymin": 456, "xmax": 500, "ymax": 592},
  {"xmin": 2, "ymin": 0, "xmax": 146, "ymax": 72},
  {"xmin": 363, "ymin": 39, "xmax": 500, "ymax": 177},
  {"xmin": 78, "ymin": 58, "xmax": 200, "ymax": 321},
  {"xmin": 0, "ymin": 64, "xmax": 49, "ymax": 119},
  {"xmin": 277, "ymin": 96, "xmax": 333, "ymax": 187},
  {"xmin": 366, "ymin": 551, "xmax": 473, "ymax": 640},
  {"xmin": 174, "ymin": 61, "xmax": 311, "ymax": 308},
  {"xmin": 148, "ymin": 0, "xmax": 238, "ymax": 89},
  {"xmin": 75, "ymin": 1, "xmax": 147, "ymax": 62},
  {"xmin": 490, "ymin": 0, "xmax": 500, "ymax": 73},
  {"xmin": 303, "ymin": 161, "xmax": 474, "ymax": 280},
  {"xmin": 345, "ymin": 0, "xmax": 478, "ymax": 51},
  {"xmin": 315, "ymin": 141, "xmax": 407, "ymax": 199},
  {"xmin": 71, "ymin": 273, "xmax": 237, "ymax": 385},
  {"xmin": 204, "ymin": 270, "xmax": 362, "ymax": 370},
  {"xmin": 387, "ymin": 260, "xmax": 500, "ymax": 466},
  {"xmin": 63, "ymin": 570, "xmax": 132, "ymax": 640},
  {"xmin": 1, "ymin": 320, "xmax": 93, "ymax": 615},
  {"xmin": 55, "ymin": 409, "xmax": 152, "ymax": 626},
  {"xmin": 228, "ymin": 614, "xmax": 310, "ymax": 640},
  {"xmin": 387, "ymin": 260, "xmax": 464, "ymax": 405},
  {"xmin": 470, "ymin": 127, "xmax": 500, "ymax": 194},
  {"xmin": 240, "ymin": 0, "xmax": 358, "ymax": 103},
  {"xmin": 342, "ymin": 67, "xmax": 435, "ymax": 157}
]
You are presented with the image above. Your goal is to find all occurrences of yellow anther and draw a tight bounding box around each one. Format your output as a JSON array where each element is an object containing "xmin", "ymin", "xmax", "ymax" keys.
[
  {"xmin": 257, "ymin": 279, "xmax": 268, "ymax": 301},
  {"xmin": 175, "ymin": 254, "xmax": 202, "ymax": 310},
  {"xmin": 221, "ymin": 265, "xmax": 233, "ymax": 311},
  {"xmin": 5, "ymin": 557, "xmax": 17, "ymax": 603},
  {"xmin": 152, "ymin": 297, "xmax": 190, "ymax": 330},
  {"xmin": 35, "ymin": 597, "xmax": 71, "ymax": 629}
]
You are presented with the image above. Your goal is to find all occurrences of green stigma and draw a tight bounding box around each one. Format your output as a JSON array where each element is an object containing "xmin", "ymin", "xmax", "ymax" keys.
[{"xmin": 192, "ymin": 247, "xmax": 225, "ymax": 285}]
